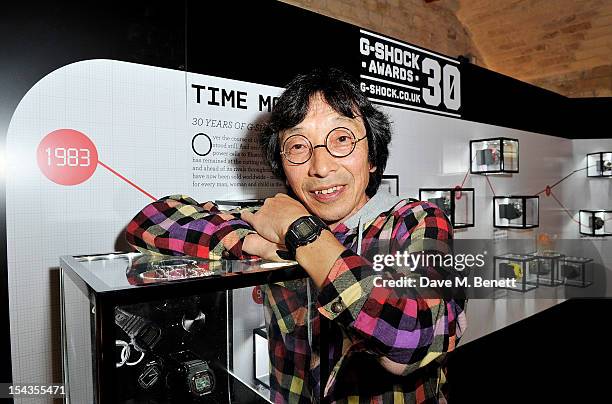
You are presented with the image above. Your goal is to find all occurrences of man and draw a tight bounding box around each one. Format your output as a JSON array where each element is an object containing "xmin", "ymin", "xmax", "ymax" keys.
[{"xmin": 127, "ymin": 68, "xmax": 466, "ymax": 403}]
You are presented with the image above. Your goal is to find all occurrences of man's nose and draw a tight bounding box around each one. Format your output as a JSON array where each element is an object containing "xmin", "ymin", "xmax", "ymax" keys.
[{"xmin": 308, "ymin": 145, "xmax": 338, "ymax": 178}]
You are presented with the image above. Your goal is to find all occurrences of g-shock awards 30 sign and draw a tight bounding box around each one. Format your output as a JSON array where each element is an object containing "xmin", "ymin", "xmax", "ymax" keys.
[{"xmin": 359, "ymin": 29, "xmax": 461, "ymax": 118}]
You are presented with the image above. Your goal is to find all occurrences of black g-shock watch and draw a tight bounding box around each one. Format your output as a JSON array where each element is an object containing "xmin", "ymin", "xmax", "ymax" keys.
[
  {"xmin": 285, "ymin": 215, "xmax": 329, "ymax": 257},
  {"xmin": 166, "ymin": 350, "xmax": 215, "ymax": 398}
]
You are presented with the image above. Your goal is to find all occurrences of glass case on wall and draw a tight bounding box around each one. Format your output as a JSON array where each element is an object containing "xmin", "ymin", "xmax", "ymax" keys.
[
  {"xmin": 381, "ymin": 174, "xmax": 400, "ymax": 197},
  {"xmin": 493, "ymin": 196, "xmax": 539, "ymax": 229},
  {"xmin": 470, "ymin": 137, "xmax": 519, "ymax": 174},
  {"xmin": 419, "ymin": 188, "xmax": 475, "ymax": 228},
  {"xmin": 586, "ymin": 152, "xmax": 612, "ymax": 178},
  {"xmin": 60, "ymin": 252, "xmax": 304, "ymax": 404},
  {"xmin": 579, "ymin": 210, "xmax": 612, "ymax": 237}
]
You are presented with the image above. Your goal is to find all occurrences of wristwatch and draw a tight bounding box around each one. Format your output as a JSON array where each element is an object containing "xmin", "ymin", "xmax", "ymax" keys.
[
  {"xmin": 114, "ymin": 307, "xmax": 162, "ymax": 352},
  {"xmin": 166, "ymin": 350, "xmax": 215, "ymax": 397},
  {"xmin": 285, "ymin": 215, "xmax": 329, "ymax": 257}
]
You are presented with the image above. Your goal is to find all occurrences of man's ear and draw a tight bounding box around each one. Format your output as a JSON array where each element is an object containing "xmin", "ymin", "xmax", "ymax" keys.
[{"xmin": 369, "ymin": 164, "xmax": 377, "ymax": 173}]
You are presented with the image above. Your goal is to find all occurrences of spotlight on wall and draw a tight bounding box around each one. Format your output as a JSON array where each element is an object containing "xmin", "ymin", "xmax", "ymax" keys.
[{"xmin": 458, "ymin": 53, "xmax": 478, "ymax": 64}]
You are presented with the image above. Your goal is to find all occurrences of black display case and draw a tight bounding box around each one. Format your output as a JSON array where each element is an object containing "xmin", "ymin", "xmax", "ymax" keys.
[
  {"xmin": 381, "ymin": 174, "xmax": 400, "ymax": 197},
  {"xmin": 586, "ymin": 152, "xmax": 612, "ymax": 178},
  {"xmin": 470, "ymin": 137, "xmax": 519, "ymax": 174},
  {"xmin": 419, "ymin": 188, "xmax": 475, "ymax": 228},
  {"xmin": 560, "ymin": 256, "xmax": 594, "ymax": 288},
  {"xmin": 493, "ymin": 196, "xmax": 539, "ymax": 229},
  {"xmin": 60, "ymin": 252, "xmax": 305, "ymax": 404},
  {"xmin": 579, "ymin": 209, "xmax": 612, "ymax": 237},
  {"xmin": 527, "ymin": 251, "xmax": 564, "ymax": 287},
  {"xmin": 493, "ymin": 253, "xmax": 538, "ymax": 292}
]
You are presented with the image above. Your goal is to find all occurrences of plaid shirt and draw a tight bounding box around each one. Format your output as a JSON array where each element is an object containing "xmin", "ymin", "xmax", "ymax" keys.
[{"xmin": 126, "ymin": 194, "xmax": 467, "ymax": 403}]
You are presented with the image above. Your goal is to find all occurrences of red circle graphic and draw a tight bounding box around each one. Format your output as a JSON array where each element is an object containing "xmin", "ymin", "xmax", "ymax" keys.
[{"xmin": 37, "ymin": 129, "xmax": 99, "ymax": 185}]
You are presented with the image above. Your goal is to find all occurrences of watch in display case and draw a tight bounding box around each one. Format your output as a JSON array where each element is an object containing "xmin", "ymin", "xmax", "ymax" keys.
[
  {"xmin": 493, "ymin": 253, "xmax": 538, "ymax": 293},
  {"xmin": 114, "ymin": 307, "xmax": 162, "ymax": 352},
  {"xmin": 499, "ymin": 262, "xmax": 523, "ymax": 280},
  {"xmin": 166, "ymin": 350, "xmax": 215, "ymax": 398},
  {"xmin": 137, "ymin": 359, "xmax": 164, "ymax": 390},
  {"xmin": 499, "ymin": 202, "xmax": 523, "ymax": 221}
]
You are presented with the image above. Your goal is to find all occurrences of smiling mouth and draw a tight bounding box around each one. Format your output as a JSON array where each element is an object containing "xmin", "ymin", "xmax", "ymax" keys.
[
  {"xmin": 310, "ymin": 185, "xmax": 345, "ymax": 201},
  {"xmin": 313, "ymin": 185, "xmax": 343, "ymax": 195}
]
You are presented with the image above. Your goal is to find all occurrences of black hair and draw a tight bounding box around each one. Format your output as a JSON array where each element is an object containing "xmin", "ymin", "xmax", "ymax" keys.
[{"xmin": 261, "ymin": 67, "xmax": 392, "ymax": 197}]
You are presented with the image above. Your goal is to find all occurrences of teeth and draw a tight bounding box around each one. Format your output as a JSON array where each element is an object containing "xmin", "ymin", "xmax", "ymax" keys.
[{"xmin": 315, "ymin": 186, "xmax": 340, "ymax": 195}]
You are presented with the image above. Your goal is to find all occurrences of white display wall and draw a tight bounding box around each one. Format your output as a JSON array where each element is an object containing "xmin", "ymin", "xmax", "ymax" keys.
[{"xmin": 5, "ymin": 59, "xmax": 611, "ymax": 398}]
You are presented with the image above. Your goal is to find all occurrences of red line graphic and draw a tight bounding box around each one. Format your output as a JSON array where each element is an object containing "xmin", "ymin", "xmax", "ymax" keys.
[
  {"xmin": 459, "ymin": 166, "xmax": 471, "ymax": 189},
  {"xmin": 534, "ymin": 165, "xmax": 591, "ymax": 196},
  {"xmin": 98, "ymin": 161, "xmax": 157, "ymax": 201},
  {"xmin": 484, "ymin": 175, "xmax": 496, "ymax": 196},
  {"xmin": 459, "ymin": 153, "xmax": 477, "ymax": 189}
]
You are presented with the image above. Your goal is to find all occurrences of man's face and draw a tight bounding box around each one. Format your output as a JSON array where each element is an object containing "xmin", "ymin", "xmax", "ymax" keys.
[{"xmin": 280, "ymin": 94, "xmax": 375, "ymax": 225}]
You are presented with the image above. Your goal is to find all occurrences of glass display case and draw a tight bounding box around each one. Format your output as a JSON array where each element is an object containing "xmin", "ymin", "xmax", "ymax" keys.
[
  {"xmin": 419, "ymin": 188, "xmax": 475, "ymax": 228},
  {"xmin": 561, "ymin": 256, "xmax": 594, "ymax": 288},
  {"xmin": 528, "ymin": 251, "xmax": 564, "ymax": 287},
  {"xmin": 493, "ymin": 196, "xmax": 539, "ymax": 229},
  {"xmin": 493, "ymin": 253, "xmax": 538, "ymax": 292},
  {"xmin": 470, "ymin": 137, "xmax": 519, "ymax": 174},
  {"xmin": 579, "ymin": 210, "xmax": 612, "ymax": 237},
  {"xmin": 60, "ymin": 252, "xmax": 304, "ymax": 404},
  {"xmin": 586, "ymin": 152, "xmax": 612, "ymax": 178}
]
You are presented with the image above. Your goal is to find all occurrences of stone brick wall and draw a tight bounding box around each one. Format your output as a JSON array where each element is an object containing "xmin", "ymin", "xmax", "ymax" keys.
[
  {"xmin": 278, "ymin": 0, "xmax": 483, "ymax": 64},
  {"xmin": 531, "ymin": 65, "xmax": 611, "ymax": 98},
  {"xmin": 454, "ymin": 0, "xmax": 612, "ymax": 97}
]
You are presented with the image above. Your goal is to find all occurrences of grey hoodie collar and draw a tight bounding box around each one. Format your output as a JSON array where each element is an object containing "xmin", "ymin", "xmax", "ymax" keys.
[{"xmin": 341, "ymin": 190, "xmax": 403, "ymax": 231}]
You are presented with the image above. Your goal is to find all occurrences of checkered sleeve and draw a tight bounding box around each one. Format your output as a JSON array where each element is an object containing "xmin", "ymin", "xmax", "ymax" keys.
[
  {"xmin": 125, "ymin": 195, "xmax": 257, "ymax": 260},
  {"xmin": 317, "ymin": 201, "xmax": 467, "ymax": 376}
]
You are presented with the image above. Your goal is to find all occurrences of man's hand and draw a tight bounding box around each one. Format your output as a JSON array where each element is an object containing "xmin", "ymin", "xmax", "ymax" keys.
[
  {"xmin": 240, "ymin": 193, "xmax": 310, "ymax": 245},
  {"xmin": 242, "ymin": 193, "xmax": 344, "ymax": 287},
  {"xmin": 242, "ymin": 233, "xmax": 286, "ymax": 261}
]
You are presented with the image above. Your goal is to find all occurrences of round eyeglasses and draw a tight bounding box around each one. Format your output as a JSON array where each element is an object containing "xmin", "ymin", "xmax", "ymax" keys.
[{"xmin": 280, "ymin": 127, "xmax": 367, "ymax": 165}]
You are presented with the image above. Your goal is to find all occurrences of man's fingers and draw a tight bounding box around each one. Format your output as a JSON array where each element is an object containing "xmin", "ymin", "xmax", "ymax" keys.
[
  {"xmin": 240, "ymin": 209, "xmax": 282, "ymax": 244},
  {"xmin": 243, "ymin": 233, "xmax": 286, "ymax": 261},
  {"xmin": 240, "ymin": 209, "xmax": 255, "ymax": 226}
]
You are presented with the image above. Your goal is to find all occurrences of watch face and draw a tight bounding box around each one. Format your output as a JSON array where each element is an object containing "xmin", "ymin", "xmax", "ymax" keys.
[
  {"xmin": 138, "ymin": 361, "xmax": 162, "ymax": 389},
  {"xmin": 191, "ymin": 371, "xmax": 212, "ymax": 395},
  {"xmin": 295, "ymin": 220, "xmax": 314, "ymax": 237}
]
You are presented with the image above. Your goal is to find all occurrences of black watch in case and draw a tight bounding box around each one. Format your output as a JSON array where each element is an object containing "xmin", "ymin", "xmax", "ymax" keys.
[
  {"xmin": 166, "ymin": 350, "xmax": 215, "ymax": 397},
  {"xmin": 285, "ymin": 216, "xmax": 329, "ymax": 256}
]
